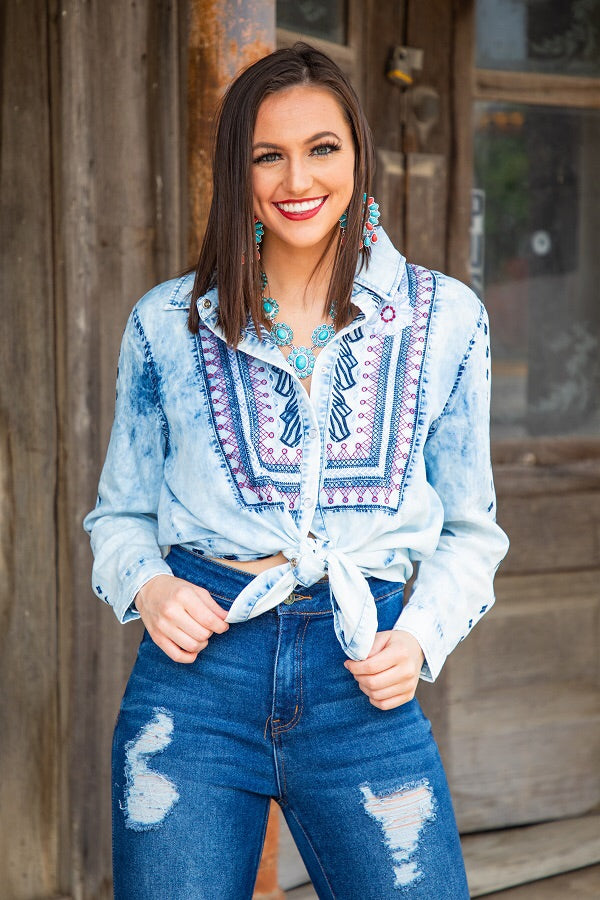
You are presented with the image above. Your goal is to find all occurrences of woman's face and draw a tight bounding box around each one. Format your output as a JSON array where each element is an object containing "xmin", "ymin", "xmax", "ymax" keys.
[{"xmin": 252, "ymin": 85, "xmax": 356, "ymax": 255}]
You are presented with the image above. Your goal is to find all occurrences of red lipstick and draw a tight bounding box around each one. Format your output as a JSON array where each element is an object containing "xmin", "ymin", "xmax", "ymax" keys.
[{"xmin": 273, "ymin": 196, "xmax": 327, "ymax": 221}]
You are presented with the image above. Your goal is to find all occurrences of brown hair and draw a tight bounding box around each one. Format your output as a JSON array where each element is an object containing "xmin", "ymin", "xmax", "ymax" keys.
[{"xmin": 187, "ymin": 42, "xmax": 375, "ymax": 345}]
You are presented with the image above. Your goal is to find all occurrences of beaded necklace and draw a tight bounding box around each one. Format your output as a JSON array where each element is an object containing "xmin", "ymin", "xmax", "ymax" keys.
[{"xmin": 261, "ymin": 272, "xmax": 336, "ymax": 379}]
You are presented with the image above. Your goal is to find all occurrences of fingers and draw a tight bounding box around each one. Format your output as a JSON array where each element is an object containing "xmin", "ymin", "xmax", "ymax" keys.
[
  {"xmin": 151, "ymin": 632, "xmax": 203, "ymax": 665},
  {"xmin": 344, "ymin": 630, "xmax": 424, "ymax": 710},
  {"xmin": 135, "ymin": 575, "xmax": 230, "ymax": 663},
  {"xmin": 183, "ymin": 588, "xmax": 230, "ymax": 634}
]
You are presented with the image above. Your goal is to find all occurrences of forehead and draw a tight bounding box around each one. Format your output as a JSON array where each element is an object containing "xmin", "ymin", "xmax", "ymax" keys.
[{"xmin": 253, "ymin": 85, "xmax": 351, "ymax": 140}]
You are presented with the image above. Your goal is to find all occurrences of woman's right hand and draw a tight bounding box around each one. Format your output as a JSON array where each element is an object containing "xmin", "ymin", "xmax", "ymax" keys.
[{"xmin": 134, "ymin": 574, "xmax": 229, "ymax": 663}]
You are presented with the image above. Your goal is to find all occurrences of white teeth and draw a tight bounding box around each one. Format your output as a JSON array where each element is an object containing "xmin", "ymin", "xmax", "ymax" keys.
[{"xmin": 276, "ymin": 197, "xmax": 325, "ymax": 213}]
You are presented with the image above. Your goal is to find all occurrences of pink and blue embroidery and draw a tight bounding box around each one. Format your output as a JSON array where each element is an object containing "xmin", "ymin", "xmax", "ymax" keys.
[
  {"xmin": 321, "ymin": 265, "xmax": 435, "ymax": 512},
  {"xmin": 195, "ymin": 264, "xmax": 435, "ymax": 517},
  {"xmin": 196, "ymin": 331, "xmax": 303, "ymax": 513}
]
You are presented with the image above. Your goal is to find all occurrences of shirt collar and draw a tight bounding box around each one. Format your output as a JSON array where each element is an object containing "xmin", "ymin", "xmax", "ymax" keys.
[{"xmin": 163, "ymin": 227, "xmax": 406, "ymax": 327}]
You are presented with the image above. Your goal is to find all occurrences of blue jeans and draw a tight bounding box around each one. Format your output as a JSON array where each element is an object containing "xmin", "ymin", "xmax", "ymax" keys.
[{"xmin": 112, "ymin": 546, "xmax": 469, "ymax": 899}]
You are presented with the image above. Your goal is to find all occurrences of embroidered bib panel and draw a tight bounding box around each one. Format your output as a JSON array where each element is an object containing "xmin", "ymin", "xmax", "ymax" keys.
[{"xmin": 195, "ymin": 264, "xmax": 435, "ymax": 518}]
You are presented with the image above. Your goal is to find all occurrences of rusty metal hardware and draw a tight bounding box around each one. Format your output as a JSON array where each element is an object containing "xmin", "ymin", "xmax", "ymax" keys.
[{"xmin": 386, "ymin": 46, "xmax": 424, "ymax": 87}]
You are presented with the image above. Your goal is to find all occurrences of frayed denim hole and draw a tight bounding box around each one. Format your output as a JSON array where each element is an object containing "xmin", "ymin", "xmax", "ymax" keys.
[
  {"xmin": 122, "ymin": 707, "xmax": 180, "ymax": 831},
  {"xmin": 360, "ymin": 779, "xmax": 437, "ymax": 889}
]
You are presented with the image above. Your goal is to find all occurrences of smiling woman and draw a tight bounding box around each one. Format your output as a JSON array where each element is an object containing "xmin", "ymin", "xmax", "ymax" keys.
[{"xmin": 84, "ymin": 42, "xmax": 507, "ymax": 899}]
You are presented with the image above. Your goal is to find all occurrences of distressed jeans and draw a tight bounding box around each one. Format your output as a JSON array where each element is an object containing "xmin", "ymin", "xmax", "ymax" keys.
[{"xmin": 112, "ymin": 546, "xmax": 469, "ymax": 899}]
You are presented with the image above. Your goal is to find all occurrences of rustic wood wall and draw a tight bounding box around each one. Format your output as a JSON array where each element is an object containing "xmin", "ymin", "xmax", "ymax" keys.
[
  {"xmin": 1, "ymin": 2, "xmax": 59, "ymax": 895},
  {"xmin": 1, "ymin": 1, "xmax": 186, "ymax": 897}
]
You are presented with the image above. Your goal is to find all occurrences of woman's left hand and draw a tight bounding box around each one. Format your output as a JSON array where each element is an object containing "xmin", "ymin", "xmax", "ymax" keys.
[{"xmin": 344, "ymin": 631, "xmax": 425, "ymax": 710}]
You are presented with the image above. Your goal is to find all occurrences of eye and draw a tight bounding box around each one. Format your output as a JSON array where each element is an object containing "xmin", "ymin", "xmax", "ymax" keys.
[
  {"xmin": 311, "ymin": 142, "xmax": 341, "ymax": 157},
  {"xmin": 253, "ymin": 150, "xmax": 282, "ymax": 165}
]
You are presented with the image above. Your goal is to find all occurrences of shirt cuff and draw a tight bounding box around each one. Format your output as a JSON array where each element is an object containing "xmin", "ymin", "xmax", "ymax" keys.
[
  {"xmin": 392, "ymin": 609, "xmax": 444, "ymax": 682},
  {"xmin": 115, "ymin": 559, "xmax": 174, "ymax": 623}
]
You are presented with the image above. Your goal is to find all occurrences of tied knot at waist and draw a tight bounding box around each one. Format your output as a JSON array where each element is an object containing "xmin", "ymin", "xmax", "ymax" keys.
[
  {"xmin": 286, "ymin": 537, "xmax": 330, "ymax": 585},
  {"xmin": 225, "ymin": 538, "xmax": 379, "ymax": 660}
]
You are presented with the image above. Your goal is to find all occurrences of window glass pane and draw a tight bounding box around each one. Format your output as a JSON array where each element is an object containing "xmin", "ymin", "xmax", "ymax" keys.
[
  {"xmin": 473, "ymin": 102, "xmax": 600, "ymax": 437},
  {"xmin": 277, "ymin": 0, "xmax": 348, "ymax": 44},
  {"xmin": 476, "ymin": 0, "xmax": 600, "ymax": 76}
]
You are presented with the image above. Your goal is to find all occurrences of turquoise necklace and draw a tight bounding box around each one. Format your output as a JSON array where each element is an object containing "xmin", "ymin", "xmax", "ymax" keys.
[{"xmin": 261, "ymin": 272, "xmax": 336, "ymax": 379}]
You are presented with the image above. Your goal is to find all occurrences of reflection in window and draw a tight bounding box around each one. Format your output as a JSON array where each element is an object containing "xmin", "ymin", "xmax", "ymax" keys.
[
  {"xmin": 473, "ymin": 103, "xmax": 600, "ymax": 437},
  {"xmin": 277, "ymin": 0, "xmax": 348, "ymax": 44},
  {"xmin": 477, "ymin": 0, "xmax": 600, "ymax": 76}
]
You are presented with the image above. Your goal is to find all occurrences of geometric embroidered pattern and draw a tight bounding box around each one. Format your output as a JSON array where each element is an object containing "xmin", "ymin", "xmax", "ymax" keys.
[
  {"xmin": 196, "ymin": 330, "xmax": 302, "ymax": 513},
  {"xmin": 194, "ymin": 264, "xmax": 435, "ymax": 518},
  {"xmin": 321, "ymin": 265, "xmax": 436, "ymax": 512}
]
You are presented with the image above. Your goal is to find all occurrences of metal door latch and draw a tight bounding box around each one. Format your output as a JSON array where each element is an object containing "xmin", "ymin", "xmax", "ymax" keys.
[{"xmin": 386, "ymin": 46, "xmax": 424, "ymax": 87}]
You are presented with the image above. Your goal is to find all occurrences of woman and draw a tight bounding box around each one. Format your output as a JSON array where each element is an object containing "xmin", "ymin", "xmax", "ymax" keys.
[{"xmin": 85, "ymin": 43, "xmax": 508, "ymax": 899}]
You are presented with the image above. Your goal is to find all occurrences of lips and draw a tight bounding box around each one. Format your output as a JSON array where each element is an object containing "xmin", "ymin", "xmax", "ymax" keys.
[{"xmin": 273, "ymin": 196, "xmax": 327, "ymax": 220}]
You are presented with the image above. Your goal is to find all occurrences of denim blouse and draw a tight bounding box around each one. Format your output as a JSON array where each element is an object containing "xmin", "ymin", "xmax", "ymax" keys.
[{"xmin": 83, "ymin": 228, "xmax": 508, "ymax": 681}]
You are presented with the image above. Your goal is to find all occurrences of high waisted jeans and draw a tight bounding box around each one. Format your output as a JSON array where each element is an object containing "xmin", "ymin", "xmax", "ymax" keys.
[{"xmin": 112, "ymin": 546, "xmax": 469, "ymax": 899}]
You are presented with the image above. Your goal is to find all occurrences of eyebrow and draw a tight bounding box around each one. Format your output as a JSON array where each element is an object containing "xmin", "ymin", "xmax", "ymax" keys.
[{"xmin": 252, "ymin": 131, "xmax": 342, "ymax": 151}]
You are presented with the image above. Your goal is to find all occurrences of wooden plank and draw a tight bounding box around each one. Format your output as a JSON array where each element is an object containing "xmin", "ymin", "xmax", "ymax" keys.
[
  {"xmin": 281, "ymin": 819, "xmax": 600, "ymax": 898},
  {"xmin": 363, "ymin": 0, "xmax": 406, "ymax": 154},
  {"xmin": 484, "ymin": 865, "xmax": 600, "ymax": 899},
  {"xmin": 284, "ymin": 864, "xmax": 600, "ymax": 900},
  {"xmin": 449, "ymin": 570, "xmax": 600, "ymax": 694},
  {"xmin": 49, "ymin": 2, "xmax": 188, "ymax": 897},
  {"xmin": 405, "ymin": 152, "xmax": 447, "ymax": 270},
  {"xmin": 463, "ymin": 816, "xmax": 600, "ymax": 897},
  {"xmin": 447, "ymin": 0, "xmax": 476, "ymax": 284},
  {"xmin": 495, "ymin": 491, "xmax": 600, "ymax": 574},
  {"xmin": 495, "ymin": 464, "xmax": 600, "ymax": 497},
  {"xmin": 375, "ymin": 148, "xmax": 406, "ymax": 252},
  {"xmin": 0, "ymin": 1, "xmax": 59, "ymax": 897},
  {"xmin": 449, "ymin": 684, "xmax": 600, "ymax": 831},
  {"xmin": 475, "ymin": 69, "xmax": 600, "ymax": 110},
  {"xmin": 493, "ymin": 437, "xmax": 600, "ymax": 467}
]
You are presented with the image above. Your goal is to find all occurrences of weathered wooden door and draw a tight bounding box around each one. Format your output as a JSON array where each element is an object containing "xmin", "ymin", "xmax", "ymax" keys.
[{"xmin": 276, "ymin": 0, "xmax": 600, "ymax": 890}]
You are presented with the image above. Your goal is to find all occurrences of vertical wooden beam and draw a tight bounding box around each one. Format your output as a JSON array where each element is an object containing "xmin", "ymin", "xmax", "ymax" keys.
[
  {"xmin": 187, "ymin": 0, "xmax": 275, "ymax": 261},
  {"xmin": 0, "ymin": 1, "xmax": 59, "ymax": 896},
  {"xmin": 50, "ymin": 2, "xmax": 187, "ymax": 897},
  {"xmin": 447, "ymin": 0, "xmax": 476, "ymax": 283},
  {"xmin": 186, "ymin": 5, "xmax": 282, "ymax": 895}
]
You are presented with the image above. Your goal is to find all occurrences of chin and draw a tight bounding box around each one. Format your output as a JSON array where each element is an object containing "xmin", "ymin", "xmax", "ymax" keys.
[{"xmin": 273, "ymin": 224, "xmax": 341, "ymax": 252}]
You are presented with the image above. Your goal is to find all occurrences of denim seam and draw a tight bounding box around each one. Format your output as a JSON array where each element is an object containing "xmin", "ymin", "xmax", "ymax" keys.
[
  {"xmin": 248, "ymin": 800, "xmax": 273, "ymax": 895},
  {"xmin": 427, "ymin": 302, "xmax": 485, "ymax": 438},
  {"xmin": 131, "ymin": 308, "xmax": 171, "ymax": 453},
  {"xmin": 273, "ymin": 617, "xmax": 310, "ymax": 734},
  {"xmin": 276, "ymin": 734, "xmax": 289, "ymax": 800},
  {"xmin": 283, "ymin": 804, "xmax": 337, "ymax": 899}
]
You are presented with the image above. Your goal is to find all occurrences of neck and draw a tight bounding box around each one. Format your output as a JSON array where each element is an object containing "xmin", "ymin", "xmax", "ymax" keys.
[{"xmin": 260, "ymin": 235, "xmax": 337, "ymax": 312}]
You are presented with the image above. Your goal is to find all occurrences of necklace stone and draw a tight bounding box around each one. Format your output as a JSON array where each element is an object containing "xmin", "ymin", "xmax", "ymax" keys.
[{"xmin": 261, "ymin": 272, "xmax": 336, "ymax": 379}]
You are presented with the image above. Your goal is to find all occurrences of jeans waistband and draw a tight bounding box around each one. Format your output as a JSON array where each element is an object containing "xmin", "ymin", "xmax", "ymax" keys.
[{"xmin": 166, "ymin": 545, "xmax": 404, "ymax": 615}]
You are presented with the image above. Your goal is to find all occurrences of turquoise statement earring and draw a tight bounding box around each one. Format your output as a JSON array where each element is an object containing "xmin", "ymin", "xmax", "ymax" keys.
[
  {"xmin": 254, "ymin": 217, "xmax": 264, "ymax": 259},
  {"xmin": 339, "ymin": 194, "xmax": 380, "ymax": 248}
]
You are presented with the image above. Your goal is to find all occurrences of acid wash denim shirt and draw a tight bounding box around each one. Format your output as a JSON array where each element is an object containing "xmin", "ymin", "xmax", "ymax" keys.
[{"xmin": 83, "ymin": 228, "xmax": 509, "ymax": 681}]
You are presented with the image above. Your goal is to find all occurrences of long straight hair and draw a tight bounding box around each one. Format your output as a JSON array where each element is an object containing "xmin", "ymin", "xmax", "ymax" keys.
[{"xmin": 188, "ymin": 43, "xmax": 375, "ymax": 346}]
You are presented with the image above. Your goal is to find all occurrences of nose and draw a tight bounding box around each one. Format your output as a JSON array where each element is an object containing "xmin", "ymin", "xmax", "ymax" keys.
[{"xmin": 282, "ymin": 155, "xmax": 313, "ymax": 196}]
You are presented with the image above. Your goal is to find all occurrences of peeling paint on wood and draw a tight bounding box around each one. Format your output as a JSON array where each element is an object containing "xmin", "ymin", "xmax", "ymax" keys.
[{"xmin": 187, "ymin": 0, "xmax": 275, "ymax": 261}]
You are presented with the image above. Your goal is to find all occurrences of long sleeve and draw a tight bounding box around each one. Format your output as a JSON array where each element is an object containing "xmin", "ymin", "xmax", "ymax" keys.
[
  {"xmin": 394, "ymin": 304, "xmax": 509, "ymax": 681},
  {"xmin": 83, "ymin": 306, "xmax": 173, "ymax": 622}
]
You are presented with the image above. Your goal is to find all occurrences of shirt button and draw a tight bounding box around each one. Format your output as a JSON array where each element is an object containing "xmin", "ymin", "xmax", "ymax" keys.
[
  {"xmin": 303, "ymin": 497, "xmax": 313, "ymax": 508},
  {"xmin": 309, "ymin": 428, "xmax": 318, "ymax": 439},
  {"xmin": 202, "ymin": 298, "xmax": 212, "ymax": 309}
]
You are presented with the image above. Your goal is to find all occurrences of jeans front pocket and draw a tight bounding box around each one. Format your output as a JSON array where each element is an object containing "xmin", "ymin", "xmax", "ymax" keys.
[{"xmin": 374, "ymin": 585, "xmax": 405, "ymax": 632}]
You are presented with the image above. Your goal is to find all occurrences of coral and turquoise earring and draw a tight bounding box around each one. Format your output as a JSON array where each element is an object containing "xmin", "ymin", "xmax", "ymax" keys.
[
  {"xmin": 339, "ymin": 194, "xmax": 380, "ymax": 249},
  {"xmin": 361, "ymin": 196, "xmax": 380, "ymax": 248},
  {"xmin": 254, "ymin": 217, "xmax": 264, "ymax": 259}
]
